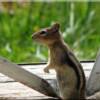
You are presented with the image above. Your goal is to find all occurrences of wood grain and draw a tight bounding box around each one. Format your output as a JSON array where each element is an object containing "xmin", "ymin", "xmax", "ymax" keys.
[{"xmin": 0, "ymin": 62, "xmax": 94, "ymax": 99}]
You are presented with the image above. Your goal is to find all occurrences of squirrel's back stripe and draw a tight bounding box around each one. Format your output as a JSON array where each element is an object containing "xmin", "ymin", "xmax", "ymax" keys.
[
  {"xmin": 66, "ymin": 51, "xmax": 86, "ymax": 91},
  {"xmin": 61, "ymin": 53, "xmax": 80, "ymax": 89},
  {"xmin": 60, "ymin": 49, "xmax": 86, "ymax": 90}
]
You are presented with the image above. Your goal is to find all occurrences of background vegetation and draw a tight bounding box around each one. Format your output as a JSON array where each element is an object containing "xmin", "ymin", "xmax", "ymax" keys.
[{"xmin": 0, "ymin": 2, "xmax": 100, "ymax": 63}]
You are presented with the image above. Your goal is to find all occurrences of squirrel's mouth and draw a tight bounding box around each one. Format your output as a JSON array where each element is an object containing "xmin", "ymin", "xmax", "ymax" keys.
[
  {"xmin": 32, "ymin": 35, "xmax": 41, "ymax": 43},
  {"xmin": 32, "ymin": 34, "xmax": 37, "ymax": 40}
]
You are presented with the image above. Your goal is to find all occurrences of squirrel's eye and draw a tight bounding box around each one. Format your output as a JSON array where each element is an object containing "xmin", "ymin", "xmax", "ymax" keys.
[{"xmin": 40, "ymin": 30, "xmax": 47, "ymax": 36}]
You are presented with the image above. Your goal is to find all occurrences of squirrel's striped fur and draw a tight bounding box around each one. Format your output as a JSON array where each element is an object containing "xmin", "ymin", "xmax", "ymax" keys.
[{"xmin": 32, "ymin": 23, "xmax": 100, "ymax": 100}]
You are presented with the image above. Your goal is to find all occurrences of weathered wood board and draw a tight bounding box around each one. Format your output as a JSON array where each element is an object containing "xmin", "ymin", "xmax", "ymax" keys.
[
  {"xmin": 0, "ymin": 57, "xmax": 58, "ymax": 99},
  {"xmin": 86, "ymin": 50, "xmax": 100, "ymax": 96},
  {"xmin": 0, "ymin": 62, "xmax": 94, "ymax": 99}
]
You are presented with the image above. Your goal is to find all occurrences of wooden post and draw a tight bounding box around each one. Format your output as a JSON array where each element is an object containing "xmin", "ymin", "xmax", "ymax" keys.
[{"xmin": 86, "ymin": 49, "xmax": 100, "ymax": 96}]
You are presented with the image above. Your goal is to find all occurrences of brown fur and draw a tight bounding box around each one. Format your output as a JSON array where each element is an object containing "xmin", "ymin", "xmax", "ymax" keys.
[{"xmin": 32, "ymin": 23, "xmax": 86, "ymax": 100}]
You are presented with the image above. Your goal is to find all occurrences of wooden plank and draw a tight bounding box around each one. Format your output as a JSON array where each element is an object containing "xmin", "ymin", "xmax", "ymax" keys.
[
  {"xmin": 0, "ymin": 62, "xmax": 94, "ymax": 83},
  {"xmin": 86, "ymin": 50, "xmax": 100, "ymax": 96},
  {"xmin": 0, "ymin": 61, "xmax": 94, "ymax": 99},
  {"xmin": 0, "ymin": 82, "xmax": 57, "ymax": 100},
  {"xmin": 0, "ymin": 57, "xmax": 59, "ymax": 99}
]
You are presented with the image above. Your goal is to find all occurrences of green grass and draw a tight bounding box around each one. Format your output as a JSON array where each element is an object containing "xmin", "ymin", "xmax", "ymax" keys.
[{"xmin": 0, "ymin": 2, "xmax": 100, "ymax": 63}]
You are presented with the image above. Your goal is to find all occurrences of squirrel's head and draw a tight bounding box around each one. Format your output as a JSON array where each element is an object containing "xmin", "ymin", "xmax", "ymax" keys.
[{"xmin": 32, "ymin": 23, "xmax": 61, "ymax": 46}]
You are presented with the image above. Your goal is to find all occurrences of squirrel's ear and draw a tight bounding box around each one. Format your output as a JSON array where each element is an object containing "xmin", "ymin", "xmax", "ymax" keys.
[{"xmin": 51, "ymin": 23, "xmax": 60, "ymax": 32}]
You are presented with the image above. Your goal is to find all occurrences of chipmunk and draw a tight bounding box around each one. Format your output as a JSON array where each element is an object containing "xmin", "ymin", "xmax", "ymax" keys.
[{"xmin": 32, "ymin": 23, "xmax": 86, "ymax": 100}]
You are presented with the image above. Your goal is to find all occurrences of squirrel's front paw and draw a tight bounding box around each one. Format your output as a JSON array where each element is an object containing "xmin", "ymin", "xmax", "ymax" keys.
[{"xmin": 44, "ymin": 67, "xmax": 50, "ymax": 73}]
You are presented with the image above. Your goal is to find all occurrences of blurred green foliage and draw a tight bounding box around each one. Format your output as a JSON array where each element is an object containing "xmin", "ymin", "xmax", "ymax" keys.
[{"xmin": 0, "ymin": 2, "xmax": 100, "ymax": 63}]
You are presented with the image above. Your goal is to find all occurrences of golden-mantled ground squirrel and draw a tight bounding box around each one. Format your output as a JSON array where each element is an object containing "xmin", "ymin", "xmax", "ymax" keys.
[{"xmin": 32, "ymin": 23, "xmax": 86, "ymax": 100}]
